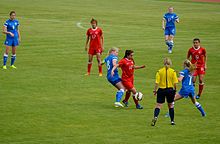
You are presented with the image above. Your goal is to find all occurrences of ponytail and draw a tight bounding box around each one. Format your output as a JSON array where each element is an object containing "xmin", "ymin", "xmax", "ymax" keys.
[
  {"xmin": 184, "ymin": 59, "xmax": 195, "ymax": 74},
  {"xmin": 164, "ymin": 57, "xmax": 172, "ymax": 69}
]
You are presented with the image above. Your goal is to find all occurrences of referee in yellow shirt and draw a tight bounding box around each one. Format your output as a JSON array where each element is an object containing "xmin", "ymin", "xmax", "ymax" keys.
[{"xmin": 151, "ymin": 58, "xmax": 178, "ymax": 126}]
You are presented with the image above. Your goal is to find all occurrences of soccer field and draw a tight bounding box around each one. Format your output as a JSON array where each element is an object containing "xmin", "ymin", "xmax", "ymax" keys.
[{"xmin": 0, "ymin": 0, "xmax": 220, "ymax": 143}]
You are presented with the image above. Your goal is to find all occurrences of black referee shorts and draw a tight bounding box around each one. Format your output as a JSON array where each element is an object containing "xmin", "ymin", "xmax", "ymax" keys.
[{"xmin": 156, "ymin": 88, "xmax": 176, "ymax": 104}]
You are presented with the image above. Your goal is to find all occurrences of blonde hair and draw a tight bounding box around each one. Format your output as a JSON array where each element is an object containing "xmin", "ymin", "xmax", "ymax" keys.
[
  {"xmin": 164, "ymin": 57, "xmax": 172, "ymax": 69},
  {"xmin": 184, "ymin": 59, "xmax": 195, "ymax": 73},
  {"xmin": 108, "ymin": 47, "xmax": 119, "ymax": 55}
]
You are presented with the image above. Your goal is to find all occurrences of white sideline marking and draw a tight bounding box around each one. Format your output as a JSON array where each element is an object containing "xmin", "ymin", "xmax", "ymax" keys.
[{"xmin": 76, "ymin": 22, "xmax": 87, "ymax": 30}]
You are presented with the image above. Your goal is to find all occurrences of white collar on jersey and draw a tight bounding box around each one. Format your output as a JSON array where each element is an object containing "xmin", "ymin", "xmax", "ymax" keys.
[
  {"xmin": 193, "ymin": 46, "xmax": 200, "ymax": 50},
  {"xmin": 91, "ymin": 27, "xmax": 98, "ymax": 31}
]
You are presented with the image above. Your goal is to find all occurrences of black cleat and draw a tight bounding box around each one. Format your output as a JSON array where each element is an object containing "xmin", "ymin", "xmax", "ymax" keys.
[
  {"xmin": 151, "ymin": 117, "xmax": 157, "ymax": 126},
  {"xmin": 171, "ymin": 121, "xmax": 175, "ymax": 125}
]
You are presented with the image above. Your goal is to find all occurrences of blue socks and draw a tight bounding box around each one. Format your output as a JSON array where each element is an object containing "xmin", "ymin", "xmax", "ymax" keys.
[
  {"xmin": 116, "ymin": 89, "xmax": 124, "ymax": 102},
  {"xmin": 11, "ymin": 54, "xmax": 16, "ymax": 66},
  {"xmin": 154, "ymin": 108, "xmax": 160, "ymax": 118},
  {"xmin": 165, "ymin": 40, "xmax": 174, "ymax": 51},
  {"xmin": 195, "ymin": 102, "xmax": 206, "ymax": 116},
  {"xmin": 3, "ymin": 54, "xmax": 8, "ymax": 66}
]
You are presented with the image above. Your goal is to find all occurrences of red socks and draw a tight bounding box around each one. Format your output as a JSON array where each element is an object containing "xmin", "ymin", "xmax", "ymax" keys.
[
  {"xmin": 98, "ymin": 65, "xmax": 102, "ymax": 74},
  {"xmin": 87, "ymin": 63, "xmax": 92, "ymax": 74},
  {"xmin": 123, "ymin": 91, "xmax": 139, "ymax": 106},
  {"xmin": 198, "ymin": 83, "xmax": 204, "ymax": 96}
]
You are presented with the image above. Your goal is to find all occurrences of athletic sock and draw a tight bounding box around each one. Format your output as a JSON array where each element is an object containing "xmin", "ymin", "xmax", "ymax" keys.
[
  {"xmin": 169, "ymin": 108, "xmax": 175, "ymax": 122},
  {"xmin": 116, "ymin": 89, "xmax": 124, "ymax": 102},
  {"xmin": 98, "ymin": 65, "xmax": 102, "ymax": 74},
  {"xmin": 123, "ymin": 91, "xmax": 131, "ymax": 102},
  {"xmin": 154, "ymin": 108, "xmax": 160, "ymax": 118},
  {"xmin": 169, "ymin": 41, "xmax": 174, "ymax": 50},
  {"xmin": 198, "ymin": 83, "xmax": 204, "ymax": 96},
  {"xmin": 11, "ymin": 54, "xmax": 16, "ymax": 66},
  {"xmin": 132, "ymin": 96, "xmax": 139, "ymax": 106},
  {"xmin": 195, "ymin": 102, "xmax": 206, "ymax": 116},
  {"xmin": 87, "ymin": 62, "xmax": 92, "ymax": 74},
  {"xmin": 3, "ymin": 54, "xmax": 8, "ymax": 66}
]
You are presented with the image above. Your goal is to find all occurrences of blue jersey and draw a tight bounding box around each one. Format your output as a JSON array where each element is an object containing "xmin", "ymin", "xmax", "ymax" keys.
[
  {"xmin": 163, "ymin": 13, "xmax": 178, "ymax": 28},
  {"xmin": 179, "ymin": 69, "xmax": 194, "ymax": 90},
  {"xmin": 104, "ymin": 54, "xmax": 119, "ymax": 79},
  {"xmin": 4, "ymin": 19, "xmax": 19, "ymax": 39}
]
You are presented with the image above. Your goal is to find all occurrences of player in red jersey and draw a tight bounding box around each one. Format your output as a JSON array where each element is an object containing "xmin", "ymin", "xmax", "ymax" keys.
[
  {"xmin": 187, "ymin": 38, "xmax": 207, "ymax": 99},
  {"xmin": 85, "ymin": 18, "xmax": 104, "ymax": 76},
  {"xmin": 118, "ymin": 50, "xmax": 145, "ymax": 109}
]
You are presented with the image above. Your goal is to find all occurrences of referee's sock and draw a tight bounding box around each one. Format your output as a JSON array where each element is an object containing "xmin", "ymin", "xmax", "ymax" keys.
[
  {"xmin": 169, "ymin": 108, "xmax": 174, "ymax": 122},
  {"xmin": 154, "ymin": 108, "xmax": 160, "ymax": 118}
]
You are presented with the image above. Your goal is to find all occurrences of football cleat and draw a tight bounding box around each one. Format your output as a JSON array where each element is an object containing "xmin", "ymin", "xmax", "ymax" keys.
[
  {"xmin": 196, "ymin": 95, "xmax": 200, "ymax": 99},
  {"xmin": 99, "ymin": 73, "xmax": 103, "ymax": 77},
  {"xmin": 151, "ymin": 117, "xmax": 157, "ymax": 126},
  {"xmin": 136, "ymin": 104, "xmax": 143, "ymax": 109},
  {"xmin": 10, "ymin": 65, "xmax": 17, "ymax": 69},
  {"xmin": 171, "ymin": 121, "xmax": 175, "ymax": 125},
  {"xmin": 85, "ymin": 73, "xmax": 90, "ymax": 76},
  {"xmin": 2, "ymin": 65, "xmax": 7, "ymax": 70},
  {"xmin": 122, "ymin": 100, "xmax": 129, "ymax": 107},
  {"xmin": 114, "ymin": 102, "xmax": 124, "ymax": 108},
  {"xmin": 168, "ymin": 50, "xmax": 172, "ymax": 54}
]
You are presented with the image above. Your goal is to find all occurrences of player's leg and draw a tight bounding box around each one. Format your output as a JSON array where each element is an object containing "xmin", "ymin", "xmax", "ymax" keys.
[
  {"xmin": 96, "ymin": 52, "xmax": 102, "ymax": 76},
  {"xmin": 197, "ymin": 74, "xmax": 205, "ymax": 98},
  {"xmin": 130, "ymin": 87, "xmax": 143, "ymax": 109},
  {"xmin": 151, "ymin": 89, "xmax": 165, "ymax": 126},
  {"xmin": 114, "ymin": 81, "xmax": 125, "ymax": 107},
  {"xmin": 167, "ymin": 89, "xmax": 176, "ymax": 125},
  {"xmin": 168, "ymin": 35, "xmax": 174, "ymax": 53},
  {"xmin": 86, "ymin": 54, "xmax": 93, "ymax": 75},
  {"xmin": 10, "ymin": 46, "xmax": 17, "ymax": 68},
  {"xmin": 190, "ymin": 94, "xmax": 206, "ymax": 116},
  {"xmin": 3, "ymin": 45, "xmax": 10, "ymax": 69},
  {"xmin": 122, "ymin": 90, "xmax": 131, "ymax": 107}
]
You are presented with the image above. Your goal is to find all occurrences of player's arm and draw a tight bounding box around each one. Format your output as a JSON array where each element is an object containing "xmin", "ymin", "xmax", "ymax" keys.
[
  {"xmin": 85, "ymin": 35, "xmax": 90, "ymax": 51},
  {"xmin": 134, "ymin": 65, "xmax": 145, "ymax": 69},
  {"xmin": 153, "ymin": 72, "xmax": 160, "ymax": 95},
  {"xmin": 187, "ymin": 50, "xmax": 191, "ymax": 60},
  {"xmin": 178, "ymin": 76, "xmax": 184, "ymax": 82},
  {"xmin": 2, "ymin": 25, "xmax": 14, "ymax": 37},
  {"xmin": 176, "ymin": 18, "xmax": 179, "ymax": 23},
  {"xmin": 101, "ymin": 33, "xmax": 104, "ymax": 51},
  {"xmin": 162, "ymin": 18, "xmax": 166, "ymax": 30},
  {"xmin": 204, "ymin": 49, "xmax": 207, "ymax": 70},
  {"xmin": 17, "ymin": 26, "xmax": 21, "ymax": 42},
  {"xmin": 153, "ymin": 83, "xmax": 158, "ymax": 96},
  {"xmin": 111, "ymin": 59, "xmax": 119, "ymax": 77}
]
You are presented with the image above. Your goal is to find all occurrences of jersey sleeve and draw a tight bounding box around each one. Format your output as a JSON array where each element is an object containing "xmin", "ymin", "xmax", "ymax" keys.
[
  {"xmin": 203, "ymin": 48, "xmax": 206, "ymax": 57},
  {"xmin": 187, "ymin": 49, "xmax": 191, "ymax": 59},
  {"xmin": 163, "ymin": 14, "xmax": 166, "ymax": 19},
  {"xmin": 155, "ymin": 71, "xmax": 160, "ymax": 84},
  {"xmin": 4, "ymin": 21, "xmax": 8, "ymax": 27},
  {"xmin": 173, "ymin": 71, "xmax": 178, "ymax": 84},
  {"xmin": 118, "ymin": 59, "xmax": 124, "ymax": 67},
  {"xmin": 174, "ymin": 14, "xmax": 179, "ymax": 20},
  {"xmin": 179, "ymin": 70, "xmax": 185, "ymax": 77},
  {"xmin": 86, "ymin": 29, "xmax": 90, "ymax": 36},
  {"xmin": 100, "ymin": 29, "xmax": 103, "ymax": 36}
]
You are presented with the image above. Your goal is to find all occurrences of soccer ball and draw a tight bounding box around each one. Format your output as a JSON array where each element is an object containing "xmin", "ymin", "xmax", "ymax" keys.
[{"xmin": 135, "ymin": 92, "xmax": 143, "ymax": 101}]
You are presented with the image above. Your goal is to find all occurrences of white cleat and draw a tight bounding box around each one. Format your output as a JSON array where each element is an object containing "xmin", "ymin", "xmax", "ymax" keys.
[
  {"xmin": 168, "ymin": 50, "xmax": 172, "ymax": 54},
  {"xmin": 114, "ymin": 102, "xmax": 124, "ymax": 108}
]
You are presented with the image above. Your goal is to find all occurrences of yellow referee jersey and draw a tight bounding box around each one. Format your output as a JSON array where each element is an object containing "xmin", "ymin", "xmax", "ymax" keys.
[{"xmin": 155, "ymin": 67, "xmax": 178, "ymax": 88}]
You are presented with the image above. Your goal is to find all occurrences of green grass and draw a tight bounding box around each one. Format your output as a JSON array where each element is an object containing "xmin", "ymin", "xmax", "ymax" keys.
[{"xmin": 0, "ymin": 0, "xmax": 220, "ymax": 143}]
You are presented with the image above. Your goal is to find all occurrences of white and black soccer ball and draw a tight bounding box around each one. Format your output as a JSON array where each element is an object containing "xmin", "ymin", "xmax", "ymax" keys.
[{"xmin": 135, "ymin": 92, "xmax": 143, "ymax": 101}]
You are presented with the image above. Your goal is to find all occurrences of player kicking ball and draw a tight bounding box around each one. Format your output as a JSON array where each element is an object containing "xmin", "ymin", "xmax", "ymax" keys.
[
  {"xmin": 103, "ymin": 47, "xmax": 125, "ymax": 107},
  {"xmin": 85, "ymin": 18, "xmax": 104, "ymax": 76},
  {"xmin": 162, "ymin": 7, "xmax": 179, "ymax": 54},
  {"xmin": 113, "ymin": 50, "xmax": 145, "ymax": 109}
]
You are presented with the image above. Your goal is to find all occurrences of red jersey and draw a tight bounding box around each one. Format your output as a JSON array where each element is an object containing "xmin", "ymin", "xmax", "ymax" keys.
[
  {"xmin": 118, "ymin": 58, "xmax": 134, "ymax": 81},
  {"xmin": 187, "ymin": 47, "xmax": 206, "ymax": 68},
  {"xmin": 86, "ymin": 27, "xmax": 103, "ymax": 49}
]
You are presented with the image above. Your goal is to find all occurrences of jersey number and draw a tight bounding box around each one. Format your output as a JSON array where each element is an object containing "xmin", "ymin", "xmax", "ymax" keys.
[
  {"xmin": 107, "ymin": 60, "xmax": 110, "ymax": 70},
  {"xmin": 188, "ymin": 75, "xmax": 192, "ymax": 85}
]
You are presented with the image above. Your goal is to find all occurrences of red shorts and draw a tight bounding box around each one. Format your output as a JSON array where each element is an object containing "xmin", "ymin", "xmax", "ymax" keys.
[
  {"xmin": 88, "ymin": 47, "xmax": 102, "ymax": 55},
  {"xmin": 193, "ymin": 67, "xmax": 206, "ymax": 76},
  {"xmin": 122, "ymin": 80, "xmax": 134, "ymax": 90}
]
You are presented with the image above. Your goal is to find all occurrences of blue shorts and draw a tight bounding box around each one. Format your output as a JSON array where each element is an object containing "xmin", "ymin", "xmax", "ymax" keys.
[
  {"xmin": 107, "ymin": 76, "xmax": 122, "ymax": 86},
  {"xmin": 179, "ymin": 88, "xmax": 195, "ymax": 98},
  {"xmin": 5, "ymin": 38, "xmax": 19, "ymax": 46},
  {"xmin": 164, "ymin": 27, "xmax": 176, "ymax": 36}
]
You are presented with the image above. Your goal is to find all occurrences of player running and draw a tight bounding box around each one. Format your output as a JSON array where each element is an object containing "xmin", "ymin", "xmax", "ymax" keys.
[
  {"xmin": 187, "ymin": 38, "xmax": 207, "ymax": 99},
  {"xmin": 162, "ymin": 7, "xmax": 179, "ymax": 54},
  {"xmin": 2, "ymin": 11, "xmax": 21, "ymax": 69},
  {"xmin": 85, "ymin": 18, "xmax": 104, "ymax": 76},
  {"xmin": 113, "ymin": 50, "xmax": 145, "ymax": 109},
  {"xmin": 104, "ymin": 47, "xmax": 125, "ymax": 107},
  {"xmin": 173, "ymin": 59, "xmax": 206, "ymax": 116}
]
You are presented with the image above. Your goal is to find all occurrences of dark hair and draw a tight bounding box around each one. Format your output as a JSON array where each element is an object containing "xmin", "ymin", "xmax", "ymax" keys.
[
  {"xmin": 10, "ymin": 11, "xmax": 16, "ymax": 16},
  {"xmin": 123, "ymin": 50, "xmax": 134, "ymax": 58},
  {"xmin": 90, "ymin": 18, "xmax": 97, "ymax": 24},
  {"xmin": 193, "ymin": 38, "xmax": 200, "ymax": 43}
]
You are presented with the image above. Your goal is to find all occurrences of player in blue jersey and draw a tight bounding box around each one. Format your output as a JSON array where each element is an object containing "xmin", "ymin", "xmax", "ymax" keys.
[
  {"xmin": 162, "ymin": 7, "xmax": 179, "ymax": 54},
  {"xmin": 104, "ymin": 47, "xmax": 125, "ymax": 107},
  {"xmin": 174, "ymin": 59, "xmax": 206, "ymax": 116},
  {"xmin": 2, "ymin": 11, "xmax": 21, "ymax": 69}
]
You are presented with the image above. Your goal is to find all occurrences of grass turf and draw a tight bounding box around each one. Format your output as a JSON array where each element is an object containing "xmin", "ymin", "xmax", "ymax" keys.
[{"xmin": 0, "ymin": 0, "xmax": 220, "ymax": 143}]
